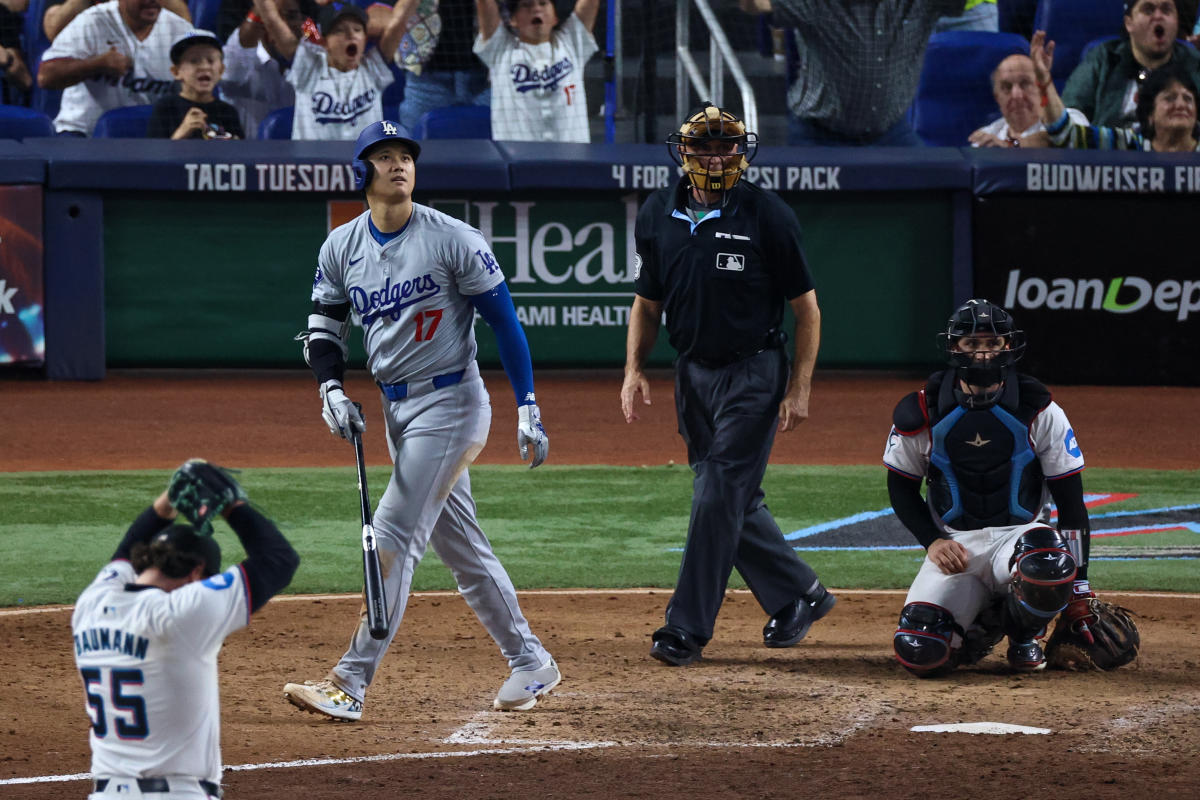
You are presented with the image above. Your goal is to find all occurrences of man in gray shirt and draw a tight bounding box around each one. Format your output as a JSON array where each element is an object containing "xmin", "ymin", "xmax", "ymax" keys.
[{"xmin": 744, "ymin": 0, "xmax": 964, "ymax": 145}]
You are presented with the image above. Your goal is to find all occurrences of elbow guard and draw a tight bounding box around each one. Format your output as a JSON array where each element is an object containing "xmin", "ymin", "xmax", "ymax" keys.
[{"xmin": 295, "ymin": 302, "xmax": 351, "ymax": 383}]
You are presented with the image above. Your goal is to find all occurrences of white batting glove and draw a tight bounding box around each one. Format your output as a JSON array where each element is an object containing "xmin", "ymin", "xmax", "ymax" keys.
[
  {"xmin": 517, "ymin": 403, "xmax": 548, "ymax": 468},
  {"xmin": 319, "ymin": 380, "xmax": 365, "ymax": 441}
]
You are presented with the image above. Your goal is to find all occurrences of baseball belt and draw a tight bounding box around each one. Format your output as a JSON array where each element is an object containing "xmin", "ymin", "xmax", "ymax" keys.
[
  {"xmin": 377, "ymin": 369, "xmax": 466, "ymax": 401},
  {"xmin": 93, "ymin": 777, "xmax": 222, "ymax": 798},
  {"xmin": 687, "ymin": 330, "xmax": 786, "ymax": 369}
]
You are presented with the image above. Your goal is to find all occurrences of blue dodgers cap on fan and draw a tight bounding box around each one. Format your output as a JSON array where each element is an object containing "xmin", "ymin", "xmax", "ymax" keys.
[
  {"xmin": 170, "ymin": 29, "xmax": 223, "ymax": 65},
  {"xmin": 318, "ymin": 1, "xmax": 369, "ymax": 36}
]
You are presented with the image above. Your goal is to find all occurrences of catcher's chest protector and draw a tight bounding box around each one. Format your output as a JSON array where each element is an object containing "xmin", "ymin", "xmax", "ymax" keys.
[{"xmin": 925, "ymin": 371, "xmax": 1047, "ymax": 530}]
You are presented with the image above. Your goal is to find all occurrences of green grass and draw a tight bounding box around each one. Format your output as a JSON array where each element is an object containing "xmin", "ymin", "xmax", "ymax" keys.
[{"xmin": 1, "ymin": 466, "xmax": 1196, "ymax": 606}]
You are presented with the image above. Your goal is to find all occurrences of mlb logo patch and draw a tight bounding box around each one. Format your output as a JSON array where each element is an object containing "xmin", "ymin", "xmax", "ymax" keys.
[{"xmin": 716, "ymin": 253, "xmax": 744, "ymax": 272}]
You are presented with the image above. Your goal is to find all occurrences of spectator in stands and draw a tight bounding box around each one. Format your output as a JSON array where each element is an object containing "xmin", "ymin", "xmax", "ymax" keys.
[
  {"xmin": 935, "ymin": 0, "xmax": 997, "ymax": 33},
  {"xmin": 1037, "ymin": 30, "xmax": 1200, "ymax": 151},
  {"xmin": 1062, "ymin": 0, "xmax": 1200, "ymax": 129},
  {"xmin": 742, "ymin": 0, "xmax": 966, "ymax": 147},
  {"xmin": 257, "ymin": 0, "xmax": 406, "ymax": 139},
  {"xmin": 397, "ymin": 0, "xmax": 492, "ymax": 133},
  {"xmin": 968, "ymin": 53, "xmax": 1086, "ymax": 147},
  {"xmin": 38, "ymin": 0, "xmax": 194, "ymax": 135},
  {"xmin": 44, "ymin": 0, "xmax": 190, "ymax": 41},
  {"xmin": 474, "ymin": 0, "xmax": 600, "ymax": 142},
  {"xmin": 0, "ymin": 0, "xmax": 33, "ymax": 103},
  {"xmin": 147, "ymin": 29, "xmax": 245, "ymax": 137},
  {"xmin": 220, "ymin": 0, "xmax": 307, "ymax": 138}
]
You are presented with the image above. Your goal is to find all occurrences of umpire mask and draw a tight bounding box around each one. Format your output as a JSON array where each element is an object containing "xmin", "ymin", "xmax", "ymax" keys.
[
  {"xmin": 936, "ymin": 299, "xmax": 1026, "ymax": 408},
  {"xmin": 667, "ymin": 104, "xmax": 758, "ymax": 197}
]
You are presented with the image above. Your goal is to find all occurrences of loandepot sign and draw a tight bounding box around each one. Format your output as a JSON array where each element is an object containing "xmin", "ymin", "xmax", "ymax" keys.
[{"xmin": 1004, "ymin": 269, "xmax": 1200, "ymax": 321}]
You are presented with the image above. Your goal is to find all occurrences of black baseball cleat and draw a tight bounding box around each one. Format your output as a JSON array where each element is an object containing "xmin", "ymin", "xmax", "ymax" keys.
[
  {"xmin": 763, "ymin": 585, "xmax": 838, "ymax": 648},
  {"xmin": 650, "ymin": 626, "xmax": 704, "ymax": 666},
  {"xmin": 1006, "ymin": 640, "xmax": 1047, "ymax": 672}
]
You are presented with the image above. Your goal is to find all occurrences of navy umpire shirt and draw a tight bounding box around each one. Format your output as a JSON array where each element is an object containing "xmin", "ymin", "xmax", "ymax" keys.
[{"xmin": 633, "ymin": 177, "xmax": 815, "ymax": 364}]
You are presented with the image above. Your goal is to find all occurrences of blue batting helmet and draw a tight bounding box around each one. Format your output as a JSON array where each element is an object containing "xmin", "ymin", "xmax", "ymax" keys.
[{"xmin": 352, "ymin": 120, "xmax": 421, "ymax": 191}]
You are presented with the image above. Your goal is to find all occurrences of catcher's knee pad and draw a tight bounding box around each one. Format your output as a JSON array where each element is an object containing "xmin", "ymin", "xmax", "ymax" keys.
[
  {"xmin": 1009, "ymin": 526, "xmax": 1077, "ymax": 619},
  {"xmin": 894, "ymin": 602, "xmax": 962, "ymax": 678}
]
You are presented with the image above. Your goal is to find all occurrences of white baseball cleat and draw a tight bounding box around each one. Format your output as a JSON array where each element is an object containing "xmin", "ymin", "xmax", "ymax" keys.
[
  {"xmin": 493, "ymin": 658, "xmax": 562, "ymax": 711},
  {"xmin": 284, "ymin": 679, "xmax": 363, "ymax": 721}
]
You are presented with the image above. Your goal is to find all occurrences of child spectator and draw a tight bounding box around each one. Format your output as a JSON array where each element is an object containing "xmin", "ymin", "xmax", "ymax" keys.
[
  {"xmin": 258, "ymin": 0, "xmax": 407, "ymax": 140},
  {"xmin": 474, "ymin": 0, "xmax": 600, "ymax": 142},
  {"xmin": 148, "ymin": 29, "xmax": 245, "ymax": 138}
]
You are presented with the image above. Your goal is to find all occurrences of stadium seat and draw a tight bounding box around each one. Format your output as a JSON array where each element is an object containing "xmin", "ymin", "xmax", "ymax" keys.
[
  {"xmin": 188, "ymin": 0, "xmax": 222, "ymax": 34},
  {"xmin": 998, "ymin": 0, "xmax": 1039, "ymax": 38},
  {"xmin": 0, "ymin": 104, "xmax": 55, "ymax": 139},
  {"xmin": 257, "ymin": 106, "xmax": 293, "ymax": 139},
  {"xmin": 382, "ymin": 63, "xmax": 406, "ymax": 109},
  {"xmin": 92, "ymin": 104, "xmax": 154, "ymax": 138},
  {"xmin": 1033, "ymin": 0, "xmax": 1126, "ymax": 88},
  {"xmin": 23, "ymin": 0, "xmax": 63, "ymax": 120},
  {"xmin": 912, "ymin": 31, "xmax": 1031, "ymax": 147},
  {"xmin": 411, "ymin": 104, "xmax": 491, "ymax": 139}
]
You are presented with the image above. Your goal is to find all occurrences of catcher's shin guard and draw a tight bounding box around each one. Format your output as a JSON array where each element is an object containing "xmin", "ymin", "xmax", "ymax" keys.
[
  {"xmin": 894, "ymin": 602, "xmax": 962, "ymax": 678},
  {"xmin": 1008, "ymin": 526, "xmax": 1076, "ymax": 628}
]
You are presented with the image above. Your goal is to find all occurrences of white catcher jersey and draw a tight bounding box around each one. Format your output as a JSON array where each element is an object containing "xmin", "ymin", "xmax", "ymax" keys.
[
  {"xmin": 43, "ymin": 2, "xmax": 192, "ymax": 135},
  {"xmin": 288, "ymin": 41, "xmax": 393, "ymax": 140},
  {"xmin": 72, "ymin": 561, "xmax": 250, "ymax": 782},
  {"xmin": 473, "ymin": 14, "xmax": 598, "ymax": 143},
  {"xmin": 883, "ymin": 399, "xmax": 1085, "ymax": 533},
  {"xmin": 311, "ymin": 204, "xmax": 505, "ymax": 384}
]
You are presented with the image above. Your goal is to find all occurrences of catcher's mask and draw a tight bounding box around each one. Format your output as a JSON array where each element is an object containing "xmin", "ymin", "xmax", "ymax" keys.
[
  {"xmin": 936, "ymin": 299, "xmax": 1026, "ymax": 409},
  {"xmin": 352, "ymin": 120, "xmax": 421, "ymax": 192},
  {"xmin": 667, "ymin": 103, "xmax": 757, "ymax": 197},
  {"xmin": 133, "ymin": 525, "xmax": 222, "ymax": 580}
]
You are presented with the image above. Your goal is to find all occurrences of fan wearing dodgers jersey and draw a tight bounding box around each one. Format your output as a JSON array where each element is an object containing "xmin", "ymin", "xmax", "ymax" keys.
[
  {"xmin": 474, "ymin": 0, "xmax": 600, "ymax": 142},
  {"xmin": 284, "ymin": 119, "xmax": 561, "ymax": 719},
  {"xmin": 256, "ymin": 0, "xmax": 407, "ymax": 139},
  {"xmin": 73, "ymin": 467, "xmax": 298, "ymax": 800}
]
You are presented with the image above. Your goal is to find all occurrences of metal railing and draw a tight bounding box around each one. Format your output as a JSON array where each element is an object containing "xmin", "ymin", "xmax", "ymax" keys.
[{"xmin": 674, "ymin": 0, "xmax": 759, "ymax": 132}]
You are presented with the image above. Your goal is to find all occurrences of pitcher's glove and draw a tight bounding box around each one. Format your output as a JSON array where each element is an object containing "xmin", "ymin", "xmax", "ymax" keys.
[
  {"xmin": 167, "ymin": 459, "xmax": 248, "ymax": 535},
  {"xmin": 1045, "ymin": 598, "xmax": 1140, "ymax": 671}
]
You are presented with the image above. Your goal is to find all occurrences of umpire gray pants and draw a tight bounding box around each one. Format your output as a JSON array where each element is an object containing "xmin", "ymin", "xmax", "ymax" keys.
[
  {"xmin": 664, "ymin": 348, "xmax": 821, "ymax": 642},
  {"xmin": 330, "ymin": 363, "xmax": 550, "ymax": 700}
]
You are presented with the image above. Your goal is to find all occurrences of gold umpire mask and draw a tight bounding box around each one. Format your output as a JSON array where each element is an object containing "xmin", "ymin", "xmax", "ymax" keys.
[{"xmin": 667, "ymin": 104, "xmax": 758, "ymax": 193}]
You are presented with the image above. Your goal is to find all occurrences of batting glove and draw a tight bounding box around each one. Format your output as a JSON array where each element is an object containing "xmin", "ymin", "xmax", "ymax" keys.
[
  {"xmin": 320, "ymin": 380, "xmax": 365, "ymax": 440},
  {"xmin": 517, "ymin": 402, "xmax": 549, "ymax": 468}
]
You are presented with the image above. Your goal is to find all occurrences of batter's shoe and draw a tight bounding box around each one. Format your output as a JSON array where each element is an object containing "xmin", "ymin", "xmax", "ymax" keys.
[
  {"xmin": 650, "ymin": 626, "xmax": 704, "ymax": 666},
  {"xmin": 1006, "ymin": 640, "xmax": 1047, "ymax": 672},
  {"xmin": 283, "ymin": 679, "xmax": 363, "ymax": 721},
  {"xmin": 493, "ymin": 658, "xmax": 562, "ymax": 711},
  {"xmin": 763, "ymin": 585, "xmax": 838, "ymax": 648}
]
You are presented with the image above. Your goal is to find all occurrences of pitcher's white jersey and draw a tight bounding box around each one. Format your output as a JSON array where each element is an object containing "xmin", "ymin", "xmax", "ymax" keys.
[
  {"xmin": 311, "ymin": 203, "xmax": 505, "ymax": 384},
  {"xmin": 72, "ymin": 561, "xmax": 250, "ymax": 782}
]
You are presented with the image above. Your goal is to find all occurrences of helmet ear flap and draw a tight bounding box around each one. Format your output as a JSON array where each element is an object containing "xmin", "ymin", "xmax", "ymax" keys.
[{"xmin": 353, "ymin": 159, "xmax": 373, "ymax": 192}]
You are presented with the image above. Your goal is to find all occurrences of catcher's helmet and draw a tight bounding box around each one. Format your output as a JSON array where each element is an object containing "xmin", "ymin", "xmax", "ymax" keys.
[
  {"xmin": 352, "ymin": 120, "xmax": 421, "ymax": 191},
  {"xmin": 667, "ymin": 103, "xmax": 758, "ymax": 195},
  {"xmin": 936, "ymin": 299, "xmax": 1026, "ymax": 407}
]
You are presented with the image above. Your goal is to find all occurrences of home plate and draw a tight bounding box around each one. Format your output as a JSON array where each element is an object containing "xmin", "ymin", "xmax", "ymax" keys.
[{"xmin": 911, "ymin": 722, "xmax": 1051, "ymax": 735}]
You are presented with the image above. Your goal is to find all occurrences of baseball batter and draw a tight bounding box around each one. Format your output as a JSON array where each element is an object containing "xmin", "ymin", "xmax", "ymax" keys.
[
  {"xmin": 884, "ymin": 300, "xmax": 1094, "ymax": 676},
  {"xmin": 285, "ymin": 119, "xmax": 559, "ymax": 719},
  {"xmin": 73, "ymin": 463, "xmax": 298, "ymax": 799}
]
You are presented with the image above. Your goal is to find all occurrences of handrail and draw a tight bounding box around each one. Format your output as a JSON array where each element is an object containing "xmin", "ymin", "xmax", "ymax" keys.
[{"xmin": 674, "ymin": 0, "xmax": 759, "ymax": 132}]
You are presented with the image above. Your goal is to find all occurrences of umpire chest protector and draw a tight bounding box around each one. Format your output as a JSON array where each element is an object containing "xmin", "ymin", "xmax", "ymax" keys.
[{"xmin": 916, "ymin": 370, "xmax": 1051, "ymax": 530}]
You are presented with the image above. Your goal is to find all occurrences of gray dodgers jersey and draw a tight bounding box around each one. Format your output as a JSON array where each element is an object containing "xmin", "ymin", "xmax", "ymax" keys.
[{"xmin": 312, "ymin": 204, "xmax": 505, "ymax": 385}]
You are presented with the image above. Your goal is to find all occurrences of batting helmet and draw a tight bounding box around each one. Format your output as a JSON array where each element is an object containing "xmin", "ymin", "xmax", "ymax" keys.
[
  {"xmin": 131, "ymin": 524, "xmax": 222, "ymax": 579},
  {"xmin": 666, "ymin": 103, "xmax": 758, "ymax": 195},
  {"xmin": 352, "ymin": 120, "xmax": 421, "ymax": 192},
  {"xmin": 936, "ymin": 299, "xmax": 1026, "ymax": 407}
]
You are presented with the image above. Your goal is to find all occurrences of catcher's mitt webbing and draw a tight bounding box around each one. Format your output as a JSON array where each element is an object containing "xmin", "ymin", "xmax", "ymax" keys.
[
  {"xmin": 1046, "ymin": 599, "xmax": 1140, "ymax": 671},
  {"xmin": 167, "ymin": 459, "xmax": 248, "ymax": 535}
]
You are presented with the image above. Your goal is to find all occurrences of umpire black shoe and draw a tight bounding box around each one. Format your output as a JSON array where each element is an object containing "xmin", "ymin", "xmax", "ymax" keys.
[
  {"xmin": 650, "ymin": 626, "xmax": 704, "ymax": 666},
  {"xmin": 763, "ymin": 585, "xmax": 838, "ymax": 648}
]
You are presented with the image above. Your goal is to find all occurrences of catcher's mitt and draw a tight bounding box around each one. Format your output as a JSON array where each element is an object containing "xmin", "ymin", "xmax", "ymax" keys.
[
  {"xmin": 167, "ymin": 459, "xmax": 248, "ymax": 535},
  {"xmin": 1045, "ymin": 599, "xmax": 1140, "ymax": 671}
]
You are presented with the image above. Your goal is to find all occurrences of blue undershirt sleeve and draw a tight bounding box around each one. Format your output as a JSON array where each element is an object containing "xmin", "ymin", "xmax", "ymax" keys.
[{"xmin": 468, "ymin": 282, "xmax": 536, "ymax": 406}]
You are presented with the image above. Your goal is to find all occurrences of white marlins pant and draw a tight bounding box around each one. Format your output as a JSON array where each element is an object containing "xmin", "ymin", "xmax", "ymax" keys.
[{"xmin": 330, "ymin": 362, "xmax": 550, "ymax": 700}]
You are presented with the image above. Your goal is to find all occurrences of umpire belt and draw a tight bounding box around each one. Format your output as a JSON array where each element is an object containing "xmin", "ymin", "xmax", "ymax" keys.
[
  {"xmin": 93, "ymin": 777, "xmax": 223, "ymax": 798},
  {"xmin": 687, "ymin": 330, "xmax": 786, "ymax": 369},
  {"xmin": 377, "ymin": 369, "xmax": 466, "ymax": 401}
]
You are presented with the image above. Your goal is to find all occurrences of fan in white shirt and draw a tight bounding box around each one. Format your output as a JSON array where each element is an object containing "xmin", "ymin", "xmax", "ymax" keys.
[{"xmin": 968, "ymin": 53, "xmax": 1088, "ymax": 148}]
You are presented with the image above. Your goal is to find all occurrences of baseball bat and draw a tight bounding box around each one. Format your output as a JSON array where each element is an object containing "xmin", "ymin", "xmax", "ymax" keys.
[{"xmin": 352, "ymin": 425, "xmax": 389, "ymax": 640}]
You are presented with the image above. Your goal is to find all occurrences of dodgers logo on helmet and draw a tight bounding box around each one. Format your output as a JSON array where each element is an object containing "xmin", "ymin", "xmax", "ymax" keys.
[
  {"xmin": 352, "ymin": 120, "xmax": 421, "ymax": 191},
  {"xmin": 382, "ymin": 121, "xmax": 399, "ymax": 136}
]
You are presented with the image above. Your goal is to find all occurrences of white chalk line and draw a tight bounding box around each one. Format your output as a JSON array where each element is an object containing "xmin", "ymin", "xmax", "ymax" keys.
[{"xmin": 4, "ymin": 587, "xmax": 1197, "ymax": 617}]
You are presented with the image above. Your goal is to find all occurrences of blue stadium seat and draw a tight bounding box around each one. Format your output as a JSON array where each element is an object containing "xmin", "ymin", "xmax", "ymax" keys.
[
  {"xmin": 188, "ymin": 0, "xmax": 222, "ymax": 34},
  {"xmin": 92, "ymin": 104, "xmax": 154, "ymax": 138},
  {"xmin": 382, "ymin": 62, "xmax": 405, "ymax": 108},
  {"xmin": 912, "ymin": 31, "xmax": 1031, "ymax": 147},
  {"xmin": 257, "ymin": 106, "xmax": 293, "ymax": 139},
  {"xmin": 23, "ymin": 0, "xmax": 62, "ymax": 119},
  {"xmin": 411, "ymin": 104, "xmax": 491, "ymax": 139},
  {"xmin": 998, "ymin": 0, "xmax": 1039, "ymax": 38},
  {"xmin": 0, "ymin": 104, "xmax": 55, "ymax": 139},
  {"xmin": 1033, "ymin": 0, "xmax": 1126, "ymax": 88}
]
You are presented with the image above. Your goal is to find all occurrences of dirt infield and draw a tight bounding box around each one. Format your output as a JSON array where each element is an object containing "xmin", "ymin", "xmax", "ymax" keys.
[{"xmin": 2, "ymin": 370, "xmax": 1199, "ymax": 798}]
